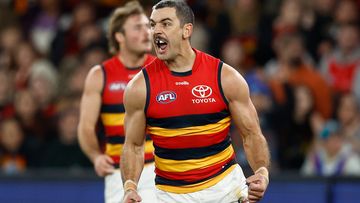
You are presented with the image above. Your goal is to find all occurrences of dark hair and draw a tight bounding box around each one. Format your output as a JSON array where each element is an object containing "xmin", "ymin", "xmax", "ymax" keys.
[
  {"xmin": 153, "ymin": 0, "xmax": 194, "ymax": 26},
  {"xmin": 108, "ymin": 1, "xmax": 145, "ymax": 54}
]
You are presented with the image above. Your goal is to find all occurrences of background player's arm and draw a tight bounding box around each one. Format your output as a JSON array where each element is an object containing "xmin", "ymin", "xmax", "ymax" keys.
[
  {"xmin": 78, "ymin": 66, "xmax": 114, "ymax": 177},
  {"xmin": 121, "ymin": 72, "xmax": 147, "ymax": 201},
  {"xmin": 221, "ymin": 63, "xmax": 270, "ymax": 202}
]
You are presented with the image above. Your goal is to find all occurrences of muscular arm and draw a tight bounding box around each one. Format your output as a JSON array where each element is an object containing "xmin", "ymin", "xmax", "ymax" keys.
[
  {"xmin": 222, "ymin": 64, "xmax": 270, "ymax": 202},
  {"xmin": 121, "ymin": 72, "xmax": 147, "ymax": 186},
  {"xmin": 221, "ymin": 63, "xmax": 270, "ymax": 172},
  {"xmin": 78, "ymin": 66, "xmax": 114, "ymax": 176}
]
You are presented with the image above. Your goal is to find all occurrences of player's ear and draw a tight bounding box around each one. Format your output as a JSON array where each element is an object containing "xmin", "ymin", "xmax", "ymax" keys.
[
  {"xmin": 182, "ymin": 23, "xmax": 193, "ymax": 39},
  {"xmin": 115, "ymin": 31, "xmax": 125, "ymax": 44}
]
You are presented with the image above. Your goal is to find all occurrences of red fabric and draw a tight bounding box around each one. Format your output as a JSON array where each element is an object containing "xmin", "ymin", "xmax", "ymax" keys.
[
  {"xmin": 0, "ymin": 105, "xmax": 15, "ymax": 120},
  {"xmin": 101, "ymin": 54, "xmax": 155, "ymax": 162},
  {"xmin": 329, "ymin": 59, "xmax": 358, "ymax": 93},
  {"xmin": 151, "ymin": 129, "xmax": 229, "ymax": 149},
  {"xmin": 104, "ymin": 126, "xmax": 125, "ymax": 137},
  {"xmin": 145, "ymin": 49, "xmax": 228, "ymax": 118},
  {"xmin": 102, "ymin": 55, "xmax": 155, "ymax": 104},
  {"xmin": 155, "ymin": 154, "xmax": 235, "ymax": 182},
  {"xmin": 144, "ymin": 49, "xmax": 233, "ymax": 184}
]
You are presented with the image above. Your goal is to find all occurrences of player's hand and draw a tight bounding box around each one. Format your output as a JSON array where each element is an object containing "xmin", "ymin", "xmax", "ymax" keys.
[
  {"xmin": 93, "ymin": 154, "xmax": 115, "ymax": 177},
  {"xmin": 246, "ymin": 168, "xmax": 269, "ymax": 203},
  {"xmin": 123, "ymin": 190, "xmax": 142, "ymax": 203}
]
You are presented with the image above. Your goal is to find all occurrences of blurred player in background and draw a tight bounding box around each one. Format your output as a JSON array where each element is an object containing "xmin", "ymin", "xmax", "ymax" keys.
[{"xmin": 77, "ymin": 1, "xmax": 156, "ymax": 202}]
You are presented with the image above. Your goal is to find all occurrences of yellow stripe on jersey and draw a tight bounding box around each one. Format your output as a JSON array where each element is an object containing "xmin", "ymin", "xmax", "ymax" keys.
[
  {"xmin": 155, "ymin": 145, "xmax": 234, "ymax": 172},
  {"xmin": 101, "ymin": 113, "xmax": 125, "ymax": 126},
  {"xmin": 147, "ymin": 117, "xmax": 231, "ymax": 137},
  {"xmin": 105, "ymin": 143, "xmax": 123, "ymax": 156},
  {"xmin": 106, "ymin": 141, "xmax": 153, "ymax": 157},
  {"xmin": 144, "ymin": 140, "xmax": 155, "ymax": 154},
  {"xmin": 156, "ymin": 164, "xmax": 236, "ymax": 193}
]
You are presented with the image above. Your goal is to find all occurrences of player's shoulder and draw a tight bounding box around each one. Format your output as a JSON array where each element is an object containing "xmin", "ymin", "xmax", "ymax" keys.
[
  {"xmin": 124, "ymin": 71, "xmax": 147, "ymax": 107},
  {"xmin": 87, "ymin": 64, "xmax": 104, "ymax": 80},
  {"xmin": 220, "ymin": 63, "xmax": 249, "ymax": 99},
  {"xmin": 82, "ymin": 64, "xmax": 104, "ymax": 92},
  {"xmin": 126, "ymin": 70, "xmax": 146, "ymax": 92}
]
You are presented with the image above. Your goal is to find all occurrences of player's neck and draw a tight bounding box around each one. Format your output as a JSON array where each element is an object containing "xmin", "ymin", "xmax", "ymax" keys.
[
  {"xmin": 166, "ymin": 44, "xmax": 195, "ymax": 73},
  {"xmin": 117, "ymin": 49, "xmax": 147, "ymax": 68}
]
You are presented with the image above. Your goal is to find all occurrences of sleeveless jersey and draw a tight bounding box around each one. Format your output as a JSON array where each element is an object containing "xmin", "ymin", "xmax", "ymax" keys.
[
  {"xmin": 100, "ymin": 55, "xmax": 155, "ymax": 166},
  {"xmin": 143, "ymin": 49, "xmax": 236, "ymax": 193}
]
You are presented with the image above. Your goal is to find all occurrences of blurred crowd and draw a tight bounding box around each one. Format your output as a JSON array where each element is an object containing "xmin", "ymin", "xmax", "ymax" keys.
[{"xmin": 0, "ymin": 0, "xmax": 359, "ymax": 177}]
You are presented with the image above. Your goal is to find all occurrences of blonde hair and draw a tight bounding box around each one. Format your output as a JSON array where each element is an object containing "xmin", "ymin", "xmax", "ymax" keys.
[{"xmin": 107, "ymin": 1, "xmax": 144, "ymax": 55}]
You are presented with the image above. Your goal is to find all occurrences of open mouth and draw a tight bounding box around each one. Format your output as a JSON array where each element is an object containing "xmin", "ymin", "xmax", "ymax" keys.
[{"xmin": 155, "ymin": 37, "xmax": 168, "ymax": 53}]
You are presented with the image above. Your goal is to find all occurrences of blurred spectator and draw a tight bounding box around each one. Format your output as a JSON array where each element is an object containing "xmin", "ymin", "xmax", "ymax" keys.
[
  {"xmin": 301, "ymin": 120, "xmax": 360, "ymax": 176},
  {"xmin": 0, "ymin": 118, "xmax": 26, "ymax": 174},
  {"xmin": 334, "ymin": 0, "xmax": 359, "ymax": 25},
  {"xmin": 221, "ymin": 38, "xmax": 245, "ymax": 73},
  {"xmin": 190, "ymin": 20, "xmax": 210, "ymax": 53},
  {"xmin": 200, "ymin": 0, "xmax": 231, "ymax": 57},
  {"xmin": 64, "ymin": 65, "xmax": 89, "ymax": 95},
  {"xmin": 78, "ymin": 44, "xmax": 108, "ymax": 70},
  {"xmin": 300, "ymin": 0, "xmax": 335, "ymax": 62},
  {"xmin": 336, "ymin": 93, "xmax": 360, "ymax": 153},
  {"xmin": 77, "ymin": 24, "xmax": 106, "ymax": 51},
  {"xmin": 13, "ymin": 41, "xmax": 39, "ymax": 89},
  {"xmin": 313, "ymin": 0, "xmax": 335, "ymax": 28},
  {"xmin": 14, "ymin": 89, "xmax": 52, "ymax": 143},
  {"xmin": 311, "ymin": 0, "xmax": 336, "ymax": 60},
  {"xmin": 50, "ymin": 1, "xmax": 97, "ymax": 66},
  {"xmin": 273, "ymin": 84, "xmax": 317, "ymax": 170},
  {"xmin": 256, "ymin": 0, "xmax": 306, "ymax": 65},
  {"xmin": 265, "ymin": 33, "xmax": 333, "ymax": 170},
  {"xmin": 0, "ymin": 2, "xmax": 18, "ymax": 30},
  {"xmin": 272, "ymin": 0, "xmax": 303, "ymax": 40},
  {"xmin": 0, "ymin": 25, "xmax": 23, "ymax": 53},
  {"xmin": 228, "ymin": 0, "xmax": 260, "ymax": 35},
  {"xmin": 40, "ymin": 104, "xmax": 91, "ymax": 169},
  {"xmin": 266, "ymin": 33, "xmax": 332, "ymax": 119},
  {"xmin": 320, "ymin": 23, "xmax": 360, "ymax": 95},
  {"xmin": 29, "ymin": 60, "xmax": 58, "ymax": 118},
  {"xmin": 59, "ymin": 44, "xmax": 108, "ymax": 97},
  {"xmin": 25, "ymin": 0, "xmax": 61, "ymax": 55},
  {"xmin": 0, "ymin": 48, "xmax": 14, "ymax": 70},
  {"xmin": 226, "ymin": 0, "xmax": 260, "ymax": 68},
  {"xmin": 0, "ymin": 23, "xmax": 23, "ymax": 72},
  {"xmin": 0, "ymin": 70, "xmax": 15, "ymax": 120}
]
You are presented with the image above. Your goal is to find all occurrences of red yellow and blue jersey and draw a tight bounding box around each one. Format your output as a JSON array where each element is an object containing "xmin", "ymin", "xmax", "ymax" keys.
[
  {"xmin": 100, "ymin": 55, "xmax": 155, "ymax": 166},
  {"xmin": 143, "ymin": 49, "xmax": 236, "ymax": 193}
]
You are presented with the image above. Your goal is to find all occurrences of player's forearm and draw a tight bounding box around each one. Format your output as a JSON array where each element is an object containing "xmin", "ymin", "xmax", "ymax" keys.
[
  {"xmin": 78, "ymin": 126, "xmax": 102, "ymax": 163},
  {"xmin": 243, "ymin": 133, "xmax": 270, "ymax": 173},
  {"xmin": 121, "ymin": 142, "xmax": 145, "ymax": 185}
]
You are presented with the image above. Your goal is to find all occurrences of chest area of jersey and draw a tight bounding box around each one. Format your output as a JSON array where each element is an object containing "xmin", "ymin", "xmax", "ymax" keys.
[
  {"xmin": 103, "ymin": 71, "xmax": 137, "ymax": 102},
  {"xmin": 149, "ymin": 77, "xmax": 225, "ymax": 116}
]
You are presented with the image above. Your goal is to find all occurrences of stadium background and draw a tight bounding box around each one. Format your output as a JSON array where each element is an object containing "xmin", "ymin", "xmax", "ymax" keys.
[{"xmin": 0, "ymin": 0, "xmax": 359, "ymax": 202}]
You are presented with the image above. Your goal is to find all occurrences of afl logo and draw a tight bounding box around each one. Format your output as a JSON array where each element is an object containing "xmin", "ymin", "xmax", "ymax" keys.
[
  {"xmin": 192, "ymin": 85, "xmax": 212, "ymax": 98},
  {"xmin": 156, "ymin": 91, "xmax": 177, "ymax": 104}
]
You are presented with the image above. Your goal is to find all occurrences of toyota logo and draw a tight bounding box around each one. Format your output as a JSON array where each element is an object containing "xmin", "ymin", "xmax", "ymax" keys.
[{"xmin": 192, "ymin": 85, "xmax": 212, "ymax": 98}]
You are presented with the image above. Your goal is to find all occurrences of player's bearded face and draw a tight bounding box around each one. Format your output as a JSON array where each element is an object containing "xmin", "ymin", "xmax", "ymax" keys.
[{"xmin": 150, "ymin": 8, "xmax": 182, "ymax": 60}]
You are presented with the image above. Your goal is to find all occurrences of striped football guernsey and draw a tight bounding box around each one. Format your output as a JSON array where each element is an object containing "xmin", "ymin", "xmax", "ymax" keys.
[
  {"xmin": 100, "ymin": 55, "xmax": 155, "ymax": 166},
  {"xmin": 143, "ymin": 49, "xmax": 236, "ymax": 193}
]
